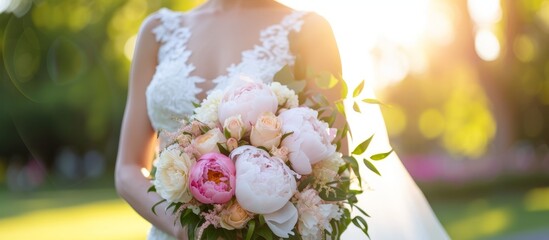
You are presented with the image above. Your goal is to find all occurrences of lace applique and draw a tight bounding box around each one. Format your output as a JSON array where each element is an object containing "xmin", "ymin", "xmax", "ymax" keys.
[
  {"xmin": 146, "ymin": 8, "xmax": 306, "ymax": 132},
  {"xmin": 146, "ymin": 9, "xmax": 204, "ymax": 131}
]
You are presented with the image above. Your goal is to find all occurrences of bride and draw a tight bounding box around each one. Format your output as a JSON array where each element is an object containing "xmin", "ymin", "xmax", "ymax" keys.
[{"xmin": 115, "ymin": 0, "xmax": 449, "ymax": 239}]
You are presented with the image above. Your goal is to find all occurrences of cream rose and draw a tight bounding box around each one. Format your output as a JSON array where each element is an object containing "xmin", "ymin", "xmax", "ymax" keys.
[
  {"xmin": 226, "ymin": 138, "xmax": 239, "ymax": 152},
  {"xmin": 220, "ymin": 200, "xmax": 253, "ymax": 230},
  {"xmin": 223, "ymin": 115, "xmax": 246, "ymax": 140},
  {"xmin": 153, "ymin": 144, "xmax": 195, "ymax": 203},
  {"xmin": 250, "ymin": 112, "xmax": 282, "ymax": 149},
  {"xmin": 193, "ymin": 128, "xmax": 226, "ymax": 156}
]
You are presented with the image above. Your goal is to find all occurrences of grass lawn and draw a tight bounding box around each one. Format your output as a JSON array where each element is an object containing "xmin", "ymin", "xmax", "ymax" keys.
[
  {"xmin": 1, "ymin": 186, "xmax": 549, "ymax": 239},
  {"xmin": 430, "ymin": 187, "xmax": 549, "ymax": 240}
]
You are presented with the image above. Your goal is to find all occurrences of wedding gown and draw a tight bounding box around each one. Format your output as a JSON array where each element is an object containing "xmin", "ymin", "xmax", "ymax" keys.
[{"xmin": 145, "ymin": 8, "xmax": 449, "ymax": 240}]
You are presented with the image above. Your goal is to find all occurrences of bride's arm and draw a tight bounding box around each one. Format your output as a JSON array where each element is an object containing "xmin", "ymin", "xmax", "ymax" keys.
[
  {"xmin": 114, "ymin": 15, "xmax": 186, "ymax": 239},
  {"xmin": 293, "ymin": 13, "xmax": 348, "ymax": 154}
]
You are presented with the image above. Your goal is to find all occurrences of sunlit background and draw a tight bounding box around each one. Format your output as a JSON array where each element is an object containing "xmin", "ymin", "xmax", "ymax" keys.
[{"xmin": 2, "ymin": 0, "xmax": 549, "ymax": 239}]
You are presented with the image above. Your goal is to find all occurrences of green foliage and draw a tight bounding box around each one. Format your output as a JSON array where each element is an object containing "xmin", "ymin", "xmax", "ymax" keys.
[{"xmin": 352, "ymin": 135, "xmax": 374, "ymax": 155}]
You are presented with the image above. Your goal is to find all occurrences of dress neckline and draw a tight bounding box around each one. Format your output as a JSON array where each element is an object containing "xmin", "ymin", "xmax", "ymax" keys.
[{"xmin": 158, "ymin": 8, "xmax": 306, "ymax": 96}]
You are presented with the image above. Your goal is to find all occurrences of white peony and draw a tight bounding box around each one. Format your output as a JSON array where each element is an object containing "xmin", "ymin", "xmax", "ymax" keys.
[
  {"xmin": 153, "ymin": 144, "xmax": 195, "ymax": 203},
  {"xmin": 264, "ymin": 202, "xmax": 299, "ymax": 238},
  {"xmin": 278, "ymin": 107, "xmax": 336, "ymax": 175},
  {"xmin": 269, "ymin": 82, "xmax": 299, "ymax": 108},
  {"xmin": 230, "ymin": 146, "xmax": 298, "ymax": 214},
  {"xmin": 193, "ymin": 89, "xmax": 224, "ymax": 126},
  {"xmin": 218, "ymin": 78, "xmax": 278, "ymax": 126}
]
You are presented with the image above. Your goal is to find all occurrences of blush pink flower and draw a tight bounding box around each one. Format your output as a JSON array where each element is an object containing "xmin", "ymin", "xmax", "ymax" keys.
[
  {"xmin": 218, "ymin": 78, "xmax": 278, "ymax": 126},
  {"xmin": 278, "ymin": 107, "xmax": 336, "ymax": 175},
  {"xmin": 189, "ymin": 153, "xmax": 236, "ymax": 204}
]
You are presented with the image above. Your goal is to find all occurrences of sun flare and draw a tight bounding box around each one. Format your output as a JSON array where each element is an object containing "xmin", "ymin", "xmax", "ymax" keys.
[{"xmin": 278, "ymin": 0, "xmax": 446, "ymax": 90}]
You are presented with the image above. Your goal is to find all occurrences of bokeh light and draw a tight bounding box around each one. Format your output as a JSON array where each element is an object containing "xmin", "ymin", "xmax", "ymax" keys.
[{"xmin": 474, "ymin": 29, "xmax": 500, "ymax": 62}]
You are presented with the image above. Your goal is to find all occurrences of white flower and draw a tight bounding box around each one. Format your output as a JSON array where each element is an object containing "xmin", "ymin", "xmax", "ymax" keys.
[
  {"xmin": 312, "ymin": 153, "xmax": 345, "ymax": 186},
  {"xmin": 188, "ymin": 204, "xmax": 201, "ymax": 215},
  {"xmin": 270, "ymin": 82, "xmax": 299, "ymax": 108},
  {"xmin": 264, "ymin": 202, "xmax": 299, "ymax": 238},
  {"xmin": 230, "ymin": 146, "xmax": 298, "ymax": 214},
  {"xmin": 250, "ymin": 112, "xmax": 282, "ymax": 150},
  {"xmin": 153, "ymin": 144, "xmax": 195, "ymax": 203},
  {"xmin": 296, "ymin": 189, "xmax": 343, "ymax": 240},
  {"xmin": 218, "ymin": 78, "xmax": 278, "ymax": 126},
  {"xmin": 278, "ymin": 107, "xmax": 336, "ymax": 175},
  {"xmin": 223, "ymin": 115, "xmax": 246, "ymax": 140},
  {"xmin": 193, "ymin": 89, "xmax": 224, "ymax": 126},
  {"xmin": 192, "ymin": 128, "xmax": 227, "ymax": 156}
]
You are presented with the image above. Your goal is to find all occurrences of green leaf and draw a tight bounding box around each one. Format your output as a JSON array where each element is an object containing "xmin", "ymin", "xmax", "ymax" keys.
[
  {"xmin": 314, "ymin": 72, "xmax": 339, "ymax": 89},
  {"xmin": 224, "ymin": 127, "xmax": 231, "ymax": 139},
  {"xmin": 341, "ymin": 79, "xmax": 348, "ymax": 99},
  {"xmin": 321, "ymin": 111, "xmax": 337, "ymax": 127},
  {"xmin": 256, "ymin": 226, "xmax": 273, "ymax": 240},
  {"xmin": 207, "ymin": 228, "xmax": 218, "ymax": 240},
  {"xmin": 298, "ymin": 176, "xmax": 315, "ymax": 191},
  {"xmin": 280, "ymin": 131, "xmax": 294, "ymax": 142},
  {"xmin": 353, "ymin": 80, "xmax": 365, "ymax": 98},
  {"xmin": 147, "ymin": 185, "xmax": 156, "ymax": 193},
  {"xmin": 355, "ymin": 205, "xmax": 371, "ymax": 218},
  {"xmin": 362, "ymin": 98, "xmax": 383, "ymax": 105},
  {"xmin": 352, "ymin": 134, "xmax": 374, "ymax": 155},
  {"xmin": 273, "ymin": 65, "xmax": 307, "ymax": 94},
  {"xmin": 363, "ymin": 158, "xmax": 381, "ymax": 176},
  {"xmin": 287, "ymin": 80, "xmax": 307, "ymax": 94},
  {"xmin": 343, "ymin": 156, "xmax": 362, "ymax": 188},
  {"xmin": 371, "ymin": 149, "xmax": 393, "ymax": 161},
  {"xmin": 353, "ymin": 101, "xmax": 361, "ymax": 113},
  {"xmin": 217, "ymin": 143, "xmax": 230, "ymax": 156},
  {"xmin": 199, "ymin": 124, "xmax": 211, "ymax": 135},
  {"xmin": 245, "ymin": 220, "xmax": 256, "ymax": 240},
  {"xmin": 273, "ymin": 65, "xmax": 295, "ymax": 83},
  {"xmin": 352, "ymin": 216, "xmax": 370, "ymax": 239},
  {"xmin": 192, "ymin": 101, "xmax": 201, "ymax": 108},
  {"xmin": 343, "ymin": 122, "xmax": 352, "ymax": 140},
  {"xmin": 257, "ymin": 146, "xmax": 269, "ymax": 153},
  {"xmin": 319, "ymin": 186, "xmax": 347, "ymax": 201},
  {"xmin": 166, "ymin": 202, "xmax": 182, "ymax": 214},
  {"xmin": 151, "ymin": 199, "xmax": 167, "ymax": 216},
  {"xmin": 335, "ymin": 100, "xmax": 345, "ymax": 116},
  {"xmin": 259, "ymin": 215, "xmax": 266, "ymax": 226},
  {"xmin": 222, "ymin": 229, "xmax": 237, "ymax": 240}
]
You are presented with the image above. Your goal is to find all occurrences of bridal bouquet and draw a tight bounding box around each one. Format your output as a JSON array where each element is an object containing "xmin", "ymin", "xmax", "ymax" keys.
[{"xmin": 149, "ymin": 67, "xmax": 390, "ymax": 240}]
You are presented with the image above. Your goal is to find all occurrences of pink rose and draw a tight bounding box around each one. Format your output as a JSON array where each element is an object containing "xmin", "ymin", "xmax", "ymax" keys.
[
  {"xmin": 189, "ymin": 153, "xmax": 236, "ymax": 204},
  {"xmin": 218, "ymin": 79, "xmax": 278, "ymax": 126},
  {"xmin": 278, "ymin": 107, "xmax": 336, "ymax": 175}
]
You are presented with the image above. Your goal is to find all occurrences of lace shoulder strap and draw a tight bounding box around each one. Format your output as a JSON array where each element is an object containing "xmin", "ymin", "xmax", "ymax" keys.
[
  {"xmin": 151, "ymin": 8, "xmax": 190, "ymax": 43},
  {"xmin": 280, "ymin": 10, "xmax": 308, "ymax": 32}
]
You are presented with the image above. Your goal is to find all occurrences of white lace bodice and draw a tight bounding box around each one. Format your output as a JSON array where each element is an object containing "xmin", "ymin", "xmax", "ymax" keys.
[{"xmin": 146, "ymin": 8, "xmax": 306, "ymax": 132}]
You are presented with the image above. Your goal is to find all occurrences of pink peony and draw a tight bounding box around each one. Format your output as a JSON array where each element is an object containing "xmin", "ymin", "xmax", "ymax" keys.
[
  {"xmin": 218, "ymin": 78, "xmax": 278, "ymax": 126},
  {"xmin": 278, "ymin": 107, "xmax": 336, "ymax": 175},
  {"xmin": 189, "ymin": 153, "xmax": 236, "ymax": 204}
]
